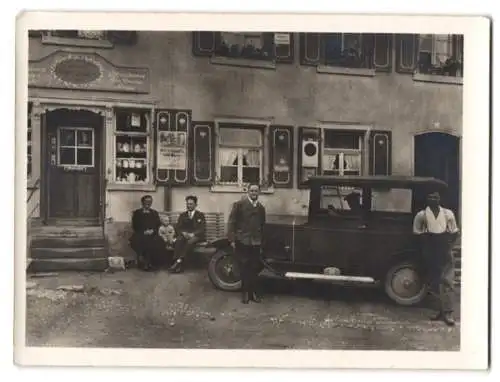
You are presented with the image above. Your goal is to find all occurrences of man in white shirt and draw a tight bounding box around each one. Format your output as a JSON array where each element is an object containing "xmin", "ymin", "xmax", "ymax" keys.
[{"xmin": 413, "ymin": 191, "xmax": 459, "ymax": 326}]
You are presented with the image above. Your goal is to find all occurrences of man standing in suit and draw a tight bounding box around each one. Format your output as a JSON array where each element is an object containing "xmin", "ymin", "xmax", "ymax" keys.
[
  {"xmin": 227, "ymin": 183, "xmax": 266, "ymax": 304},
  {"xmin": 168, "ymin": 195, "xmax": 206, "ymax": 273},
  {"xmin": 130, "ymin": 195, "xmax": 164, "ymax": 271}
]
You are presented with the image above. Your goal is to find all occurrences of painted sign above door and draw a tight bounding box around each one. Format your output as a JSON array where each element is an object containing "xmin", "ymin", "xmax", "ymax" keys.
[{"xmin": 29, "ymin": 51, "xmax": 150, "ymax": 93}]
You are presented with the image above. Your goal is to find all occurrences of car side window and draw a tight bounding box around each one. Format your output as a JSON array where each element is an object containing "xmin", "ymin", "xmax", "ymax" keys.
[{"xmin": 319, "ymin": 186, "xmax": 363, "ymax": 217}]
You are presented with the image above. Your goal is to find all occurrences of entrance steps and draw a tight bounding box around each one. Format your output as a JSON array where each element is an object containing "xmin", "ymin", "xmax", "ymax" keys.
[{"xmin": 27, "ymin": 221, "xmax": 109, "ymax": 273}]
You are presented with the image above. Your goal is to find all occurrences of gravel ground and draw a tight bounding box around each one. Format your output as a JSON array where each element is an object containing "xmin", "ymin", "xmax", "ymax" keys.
[{"xmin": 25, "ymin": 269, "xmax": 460, "ymax": 350}]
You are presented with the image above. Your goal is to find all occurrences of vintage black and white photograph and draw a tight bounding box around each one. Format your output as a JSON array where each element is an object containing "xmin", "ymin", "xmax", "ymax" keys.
[{"xmin": 15, "ymin": 12, "xmax": 490, "ymax": 369}]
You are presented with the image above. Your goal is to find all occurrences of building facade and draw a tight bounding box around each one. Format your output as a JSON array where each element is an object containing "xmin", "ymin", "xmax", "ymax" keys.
[{"xmin": 27, "ymin": 31, "xmax": 463, "ymax": 259}]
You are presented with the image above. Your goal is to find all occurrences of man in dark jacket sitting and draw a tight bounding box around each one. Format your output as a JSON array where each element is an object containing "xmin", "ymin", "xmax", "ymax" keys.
[
  {"xmin": 168, "ymin": 195, "xmax": 207, "ymax": 273},
  {"xmin": 130, "ymin": 195, "xmax": 164, "ymax": 271}
]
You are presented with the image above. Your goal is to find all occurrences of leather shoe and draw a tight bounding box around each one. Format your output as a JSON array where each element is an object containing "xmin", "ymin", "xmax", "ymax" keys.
[
  {"xmin": 443, "ymin": 313, "xmax": 456, "ymax": 326},
  {"xmin": 168, "ymin": 260, "xmax": 183, "ymax": 273},
  {"xmin": 241, "ymin": 292, "xmax": 250, "ymax": 304}
]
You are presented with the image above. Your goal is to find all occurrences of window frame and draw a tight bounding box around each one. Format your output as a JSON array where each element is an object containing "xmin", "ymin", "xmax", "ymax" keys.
[
  {"xmin": 57, "ymin": 126, "xmax": 96, "ymax": 168},
  {"xmin": 112, "ymin": 108, "xmax": 153, "ymax": 186},
  {"xmin": 212, "ymin": 119, "xmax": 273, "ymax": 193},
  {"xmin": 41, "ymin": 30, "xmax": 114, "ymax": 48},
  {"xmin": 319, "ymin": 124, "xmax": 371, "ymax": 180},
  {"xmin": 416, "ymin": 34, "xmax": 463, "ymax": 77}
]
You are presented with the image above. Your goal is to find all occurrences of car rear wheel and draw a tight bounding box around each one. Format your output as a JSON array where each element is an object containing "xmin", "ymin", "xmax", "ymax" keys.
[
  {"xmin": 384, "ymin": 261, "xmax": 427, "ymax": 306},
  {"xmin": 208, "ymin": 249, "xmax": 242, "ymax": 292}
]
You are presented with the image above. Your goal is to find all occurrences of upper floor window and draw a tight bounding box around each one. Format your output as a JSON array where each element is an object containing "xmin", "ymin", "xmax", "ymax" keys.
[
  {"xmin": 396, "ymin": 34, "xmax": 463, "ymax": 79},
  {"xmin": 49, "ymin": 30, "xmax": 107, "ymax": 40},
  {"xmin": 32, "ymin": 30, "xmax": 137, "ymax": 48},
  {"xmin": 300, "ymin": 33, "xmax": 392, "ymax": 72},
  {"xmin": 193, "ymin": 32, "xmax": 294, "ymax": 65},
  {"xmin": 417, "ymin": 34, "xmax": 463, "ymax": 77}
]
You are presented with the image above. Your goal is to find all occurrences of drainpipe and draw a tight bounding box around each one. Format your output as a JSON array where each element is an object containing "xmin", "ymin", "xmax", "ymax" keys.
[{"xmin": 164, "ymin": 185, "xmax": 172, "ymax": 212}]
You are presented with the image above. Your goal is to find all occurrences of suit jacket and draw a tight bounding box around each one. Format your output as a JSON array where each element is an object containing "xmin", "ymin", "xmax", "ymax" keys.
[
  {"xmin": 175, "ymin": 210, "xmax": 207, "ymax": 240},
  {"xmin": 227, "ymin": 198, "xmax": 266, "ymax": 246},
  {"xmin": 131, "ymin": 208, "xmax": 162, "ymax": 236}
]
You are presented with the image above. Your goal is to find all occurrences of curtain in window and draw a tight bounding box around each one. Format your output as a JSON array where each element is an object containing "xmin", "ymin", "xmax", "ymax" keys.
[
  {"xmin": 219, "ymin": 148, "xmax": 238, "ymax": 166},
  {"xmin": 243, "ymin": 149, "xmax": 260, "ymax": 167}
]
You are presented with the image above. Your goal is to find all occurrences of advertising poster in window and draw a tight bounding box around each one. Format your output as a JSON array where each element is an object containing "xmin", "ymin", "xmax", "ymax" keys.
[{"xmin": 157, "ymin": 131, "xmax": 187, "ymax": 170}]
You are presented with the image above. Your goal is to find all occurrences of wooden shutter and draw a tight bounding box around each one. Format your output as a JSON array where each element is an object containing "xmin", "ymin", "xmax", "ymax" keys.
[
  {"xmin": 192, "ymin": 32, "xmax": 216, "ymax": 56},
  {"xmin": 369, "ymin": 130, "xmax": 392, "ymax": 176},
  {"xmin": 396, "ymin": 34, "xmax": 418, "ymax": 73},
  {"xmin": 269, "ymin": 125, "xmax": 294, "ymax": 188},
  {"xmin": 298, "ymin": 126, "xmax": 321, "ymax": 188},
  {"xmin": 373, "ymin": 34, "xmax": 392, "ymax": 72},
  {"xmin": 155, "ymin": 109, "xmax": 191, "ymax": 186},
  {"xmin": 190, "ymin": 122, "xmax": 215, "ymax": 186},
  {"xmin": 300, "ymin": 33, "xmax": 321, "ymax": 66},
  {"xmin": 274, "ymin": 32, "xmax": 295, "ymax": 63}
]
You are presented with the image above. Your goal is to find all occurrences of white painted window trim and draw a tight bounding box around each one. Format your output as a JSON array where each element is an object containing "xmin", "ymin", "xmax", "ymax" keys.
[
  {"xmin": 211, "ymin": 117, "xmax": 275, "ymax": 194},
  {"xmin": 110, "ymin": 110, "xmax": 154, "ymax": 190},
  {"xmin": 318, "ymin": 123, "xmax": 372, "ymax": 177}
]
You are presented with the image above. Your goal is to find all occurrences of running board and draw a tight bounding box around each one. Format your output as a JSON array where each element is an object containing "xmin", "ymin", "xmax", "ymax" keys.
[{"xmin": 284, "ymin": 271, "xmax": 375, "ymax": 284}]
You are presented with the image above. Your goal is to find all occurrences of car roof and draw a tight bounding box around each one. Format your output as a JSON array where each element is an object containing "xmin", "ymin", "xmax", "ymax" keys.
[{"xmin": 304, "ymin": 175, "xmax": 448, "ymax": 190}]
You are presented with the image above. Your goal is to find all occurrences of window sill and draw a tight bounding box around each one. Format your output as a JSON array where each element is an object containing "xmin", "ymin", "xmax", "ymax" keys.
[
  {"xmin": 210, "ymin": 56, "xmax": 276, "ymax": 70},
  {"xmin": 42, "ymin": 35, "xmax": 114, "ymax": 49},
  {"xmin": 210, "ymin": 184, "xmax": 275, "ymax": 194},
  {"xmin": 413, "ymin": 73, "xmax": 463, "ymax": 85},
  {"xmin": 317, "ymin": 65, "xmax": 376, "ymax": 77},
  {"xmin": 107, "ymin": 183, "xmax": 156, "ymax": 192}
]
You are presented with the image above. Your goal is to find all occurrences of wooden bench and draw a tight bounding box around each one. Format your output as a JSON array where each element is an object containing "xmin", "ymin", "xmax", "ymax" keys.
[{"xmin": 158, "ymin": 211, "xmax": 225, "ymax": 247}]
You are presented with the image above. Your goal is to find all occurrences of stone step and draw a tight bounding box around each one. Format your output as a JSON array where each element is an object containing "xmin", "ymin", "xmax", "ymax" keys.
[
  {"xmin": 27, "ymin": 258, "xmax": 108, "ymax": 273},
  {"xmin": 31, "ymin": 225, "xmax": 103, "ymax": 239},
  {"xmin": 30, "ymin": 247, "xmax": 108, "ymax": 260},
  {"xmin": 31, "ymin": 237, "xmax": 106, "ymax": 249}
]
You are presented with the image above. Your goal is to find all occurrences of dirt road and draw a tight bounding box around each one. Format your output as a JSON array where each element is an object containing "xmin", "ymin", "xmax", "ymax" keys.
[{"xmin": 25, "ymin": 269, "xmax": 460, "ymax": 350}]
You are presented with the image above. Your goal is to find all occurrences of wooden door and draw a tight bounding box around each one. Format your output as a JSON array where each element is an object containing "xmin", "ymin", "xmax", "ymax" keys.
[{"xmin": 46, "ymin": 109, "xmax": 102, "ymax": 224}]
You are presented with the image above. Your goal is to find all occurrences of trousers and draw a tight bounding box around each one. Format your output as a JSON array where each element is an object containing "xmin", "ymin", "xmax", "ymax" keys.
[
  {"xmin": 234, "ymin": 242, "xmax": 262, "ymax": 294},
  {"xmin": 422, "ymin": 233, "xmax": 455, "ymax": 313},
  {"xmin": 173, "ymin": 236, "xmax": 201, "ymax": 261}
]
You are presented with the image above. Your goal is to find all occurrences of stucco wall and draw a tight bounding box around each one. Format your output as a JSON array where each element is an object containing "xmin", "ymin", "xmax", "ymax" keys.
[{"xmin": 28, "ymin": 31, "xmax": 463, "ymax": 225}]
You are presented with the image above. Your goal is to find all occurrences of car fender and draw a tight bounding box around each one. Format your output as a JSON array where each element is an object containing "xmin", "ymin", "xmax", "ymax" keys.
[{"xmin": 382, "ymin": 249, "xmax": 426, "ymax": 275}]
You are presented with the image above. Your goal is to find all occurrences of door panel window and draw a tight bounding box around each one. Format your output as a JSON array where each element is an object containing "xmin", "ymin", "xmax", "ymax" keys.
[{"xmin": 58, "ymin": 127, "xmax": 95, "ymax": 167}]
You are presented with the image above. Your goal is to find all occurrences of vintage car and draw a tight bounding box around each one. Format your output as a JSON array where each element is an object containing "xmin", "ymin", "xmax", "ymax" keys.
[{"xmin": 207, "ymin": 175, "xmax": 449, "ymax": 306}]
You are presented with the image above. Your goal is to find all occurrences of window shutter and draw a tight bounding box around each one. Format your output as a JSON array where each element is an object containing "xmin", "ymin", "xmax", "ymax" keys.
[
  {"xmin": 274, "ymin": 32, "xmax": 295, "ymax": 63},
  {"xmin": 300, "ymin": 33, "xmax": 321, "ymax": 66},
  {"xmin": 154, "ymin": 109, "xmax": 191, "ymax": 186},
  {"xmin": 192, "ymin": 32, "xmax": 216, "ymax": 56},
  {"xmin": 190, "ymin": 122, "xmax": 215, "ymax": 186},
  {"xmin": 373, "ymin": 34, "xmax": 392, "ymax": 72},
  {"xmin": 269, "ymin": 125, "xmax": 294, "ymax": 188},
  {"xmin": 396, "ymin": 34, "xmax": 418, "ymax": 73},
  {"xmin": 369, "ymin": 130, "xmax": 392, "ymax": 176},
  {"xmin": 298, "ymin": 126, "xmax": 321, "ymax": 188}
]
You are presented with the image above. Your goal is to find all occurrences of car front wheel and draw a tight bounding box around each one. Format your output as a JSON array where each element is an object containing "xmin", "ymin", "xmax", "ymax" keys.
[
  {"xmin": 384, "ymin": 261, "xmax": 427, "ymax": 306},
  {"xmin": 208, "ymin": 249, "xmax": 242, "ymax": 292}
]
